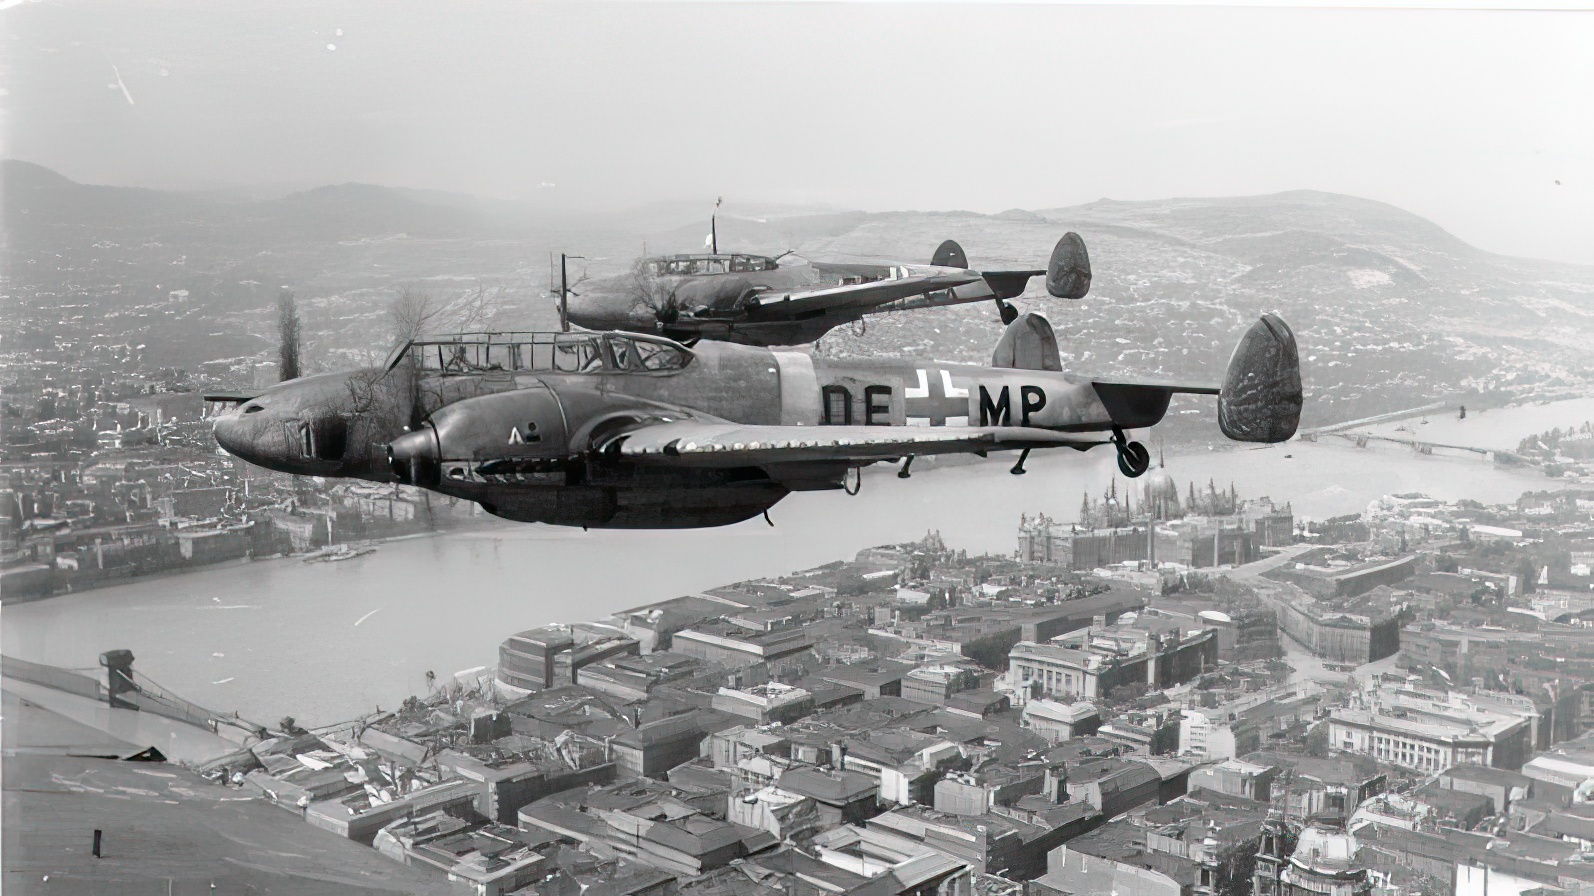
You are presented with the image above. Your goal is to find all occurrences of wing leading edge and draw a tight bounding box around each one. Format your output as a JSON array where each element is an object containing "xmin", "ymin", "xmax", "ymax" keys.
[
  {"xmin": 740, "ymin": 271, "xmax": 984, "ymax": 321},
  {"xmin": 611, "ymin": 421, "xmax": 1104, "ymax": 468}
]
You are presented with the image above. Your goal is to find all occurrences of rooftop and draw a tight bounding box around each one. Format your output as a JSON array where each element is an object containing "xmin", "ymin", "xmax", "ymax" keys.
[
  {"xmin": 1022, "ymin": 699, "xmax": 1100, "ymax": 725},
  {"xmin": 871, "ymin": 804, "xmax": 1048, "ymax": 843},
  {"xmin": 1291, "ymin": 822, "xmax": 1360, "ymax": 874},
  {"xmin": 778, "ymin": 766, "xmax": 879, "ymax": 804},
  {"xmin": 1439, "ymin": 763, "xmax": 1537, "ymax": 788}
]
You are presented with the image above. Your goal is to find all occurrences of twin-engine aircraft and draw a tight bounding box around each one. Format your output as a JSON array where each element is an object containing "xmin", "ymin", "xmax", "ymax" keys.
[
  {"xmin": 208, "ymin": 312, "xmax": 1302, "ymax": 529},
  {"xmin": 561, "ymin": 235, "xmax": 1093, "ymax": 346}
]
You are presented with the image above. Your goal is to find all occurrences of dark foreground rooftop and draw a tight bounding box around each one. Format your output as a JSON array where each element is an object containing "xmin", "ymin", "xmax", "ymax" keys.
[{"xmin": 3, "ymin": 690, "xmax": 443, "ymax": 896}]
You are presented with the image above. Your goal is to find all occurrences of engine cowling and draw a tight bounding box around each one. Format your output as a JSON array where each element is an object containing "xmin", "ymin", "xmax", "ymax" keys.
[
  {"xmin": 388, "ymin": 384, "xmax": 569, "ymax": 487},
  {"xmin": 387, "ymin": 425, "xmax": 442, "ymax": 488}
]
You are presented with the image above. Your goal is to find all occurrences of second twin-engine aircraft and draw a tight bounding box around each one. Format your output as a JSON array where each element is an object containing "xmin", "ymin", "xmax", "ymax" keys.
[
  {"xmin": 209, "ymin": 312, "xmax": 1303, "ymax": 529},
  {"xmin": 561, "ymin": 234, "xmax": 1094, "ymax": 346}
]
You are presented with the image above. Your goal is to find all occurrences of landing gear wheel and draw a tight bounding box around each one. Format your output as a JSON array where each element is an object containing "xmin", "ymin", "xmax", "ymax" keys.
[
  {"xmin": 1117, "ymin": 440, "xmax": 1151, "ymax": 478},
  {"xmin": 996, "ymin": 300, "xmax": 1019, "ymax": 325}
]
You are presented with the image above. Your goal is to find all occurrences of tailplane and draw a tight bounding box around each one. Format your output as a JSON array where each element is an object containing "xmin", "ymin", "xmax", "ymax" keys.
[
  {"xmin": 1218, "ymin": 313, "xmax": 1302, "ymax": 442},
  {"xmin": 976, "ymin": 233, "xmax": 1093, "ymax": 301},
  {"xmin": 932, "ymin": 235, "xmax": 1090, "ymax": 304}
]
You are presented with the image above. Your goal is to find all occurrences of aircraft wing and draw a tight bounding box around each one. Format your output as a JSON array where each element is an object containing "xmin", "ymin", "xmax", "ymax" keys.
[
  {"xmin": 736, "ymin": 271, "xmax": 984, "ymax": 321},
  {"xmin": 808, "ymin": 261, "xmax": 899, "ymax": 279},
  {"xmin": 202, "ymin": 389, "xmax": 261, "ymax": 405},
  {"xmin": 611, "ymin": 421, "xmax": 1105, "ymax": 468},
  {"xmin": 807, "ymin": 262, "xmax": 1045, "ymax": 302}
]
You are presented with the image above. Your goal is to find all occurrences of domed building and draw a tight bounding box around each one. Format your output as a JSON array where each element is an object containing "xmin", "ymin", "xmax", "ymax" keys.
[
  {"xmin": 1143, "ymin": 471, "xmax": 1180, "ymax": 518},
  {"xmin": 1140, "ymin": 449, "xmax": 1180, "ymax": 519},
  {"xmin": 1254, "ymin": 814, "xmax": 1371, "ymax": 896}
]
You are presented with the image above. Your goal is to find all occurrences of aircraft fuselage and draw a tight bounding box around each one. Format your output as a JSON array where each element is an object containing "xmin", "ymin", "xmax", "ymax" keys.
[
  {"xmin": 213, "ymin": 336, "xmax": 1148, "ymax": 528},
  {"xmin": 566, "ymin": 255, "xmax": 983, "ymax": 346}
]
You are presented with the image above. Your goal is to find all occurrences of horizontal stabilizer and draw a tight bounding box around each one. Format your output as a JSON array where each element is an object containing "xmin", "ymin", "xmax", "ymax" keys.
[
  {"xmin": 981, "ymin": 270, "xmax": 1045, "ymax": 300},
  {"xmin": 1086, "ymin": 378, "xmax": 1217, "ymax": 430},
  {"xmin": 1218, "ymin": 313, "xmax": 1303, "ymax": 443},
  {"xmin": 992, "ymin": 312, "xmax": 1062, "ymax": 372},
  {"xmin": 1046, "ymin": 232, "xmax": 1091, "ymax": 299}
]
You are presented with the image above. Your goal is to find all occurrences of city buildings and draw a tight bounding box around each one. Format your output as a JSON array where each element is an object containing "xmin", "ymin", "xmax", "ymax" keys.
[
  {"xmin": 1007, "ymin": 617, "xmax": 1218, "ymax": 704},
  {"xmin": 1017, "ymin": 495, "xmax": 1293, "ymax": 571},
  {"xmin": 1327, "ymin": 683, "xmax": 1535, "ymax": 771},
  {"xmin": 712, "ymin": 682, "xmax": 815, "ymax": 724},
  {"xmin": 672, "ymin": 623, "xmax": 813, "ymax": 667},
  {"xmin": 1189, "ymin": 759, "xmax": 1279, "ymax": 804},
  {"xmin": 31, "ymin": 484, "xmax": 1594, "ymax": 896},
  {"xmin": 1254, "ymin": 817, "xmax": 1371, "ymax": 896},
  {"xmin": 1022, "ymin": 700, "xmax": 1103, "ymax": 744},
  {"xmin": 497, "ymin": 623, "xmax": 640, "ymax": 696},
  {"xmin": 1180, "ymin": 708, "xmax": 1262, "ymax": 761},
  {"xmin": 1267, "ymin": 585, "xmax": 1404, "ymax": 664}
]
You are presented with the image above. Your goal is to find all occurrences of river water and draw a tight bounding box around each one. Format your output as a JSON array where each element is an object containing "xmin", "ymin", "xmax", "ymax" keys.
[
  {"xmin": 4, "ymin": 398, "xmax": 1583, "ymax": 726},
  {"xmin": 1355, "ymin": 396, "xmax": 1594, "ymax": 451}
]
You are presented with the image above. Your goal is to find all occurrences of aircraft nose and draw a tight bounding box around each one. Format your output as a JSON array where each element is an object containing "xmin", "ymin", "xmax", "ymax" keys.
[
  {"xmin": 213, "ymin": 411, "xmax": 251, "ymax": 459},
  {"xmin": 211, "ymin": 372, "xmax": 365, "ymax": 476},
  {"xmin": 563, "ymin": 287, "xmax": 598, "ymax": 326},
  {"xmin": 212, "ymin": 403, "xmax": 289, "ymax": 469},
  {"xmin": 564, "ymin": 278, "xmax": 642, "ymax": 331}
]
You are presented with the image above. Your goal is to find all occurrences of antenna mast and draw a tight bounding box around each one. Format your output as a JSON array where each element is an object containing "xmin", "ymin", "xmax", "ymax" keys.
[
  {"xmin": 556, "ymin": 252, "xmax": 585, "ymax": 332},
  {"xmin": 711, "ymin": 196, "xmax": 722, "ymax": 254},
  {"xmin": 560, "ymin": 253, "xmax": 569, "ymax": 332}
]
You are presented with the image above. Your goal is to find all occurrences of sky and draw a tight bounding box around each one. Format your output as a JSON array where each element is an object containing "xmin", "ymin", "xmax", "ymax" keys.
[{"xmin": 4, "ymin": 1, "xmax": 1592, "ymax": 263}]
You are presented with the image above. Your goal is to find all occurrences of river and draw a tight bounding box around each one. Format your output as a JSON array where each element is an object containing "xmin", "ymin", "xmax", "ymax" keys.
[
  {"xmin": 3, "ymin": 398, "xmax": 1581, "ymax": 726},
  {"xmin": 1354, "ymin": 396, "xmax": 1594, "ymax": 451}
]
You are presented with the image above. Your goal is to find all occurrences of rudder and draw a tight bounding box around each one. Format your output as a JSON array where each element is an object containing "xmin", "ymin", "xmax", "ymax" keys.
[
  {"xmin": 932, "ymin": 240, "xmax": 969, "ymax": 269},
  {"xmin": 1218, "ymin": 313, "xmax": 1302, "ymax": 443},
  {"xmin": 991, "ymin": 312, "xmax": 1063, "ymax": 372},
  {"xmin": 1046, "ymin": 233, "xmax": 1092, "ymax": 300}
]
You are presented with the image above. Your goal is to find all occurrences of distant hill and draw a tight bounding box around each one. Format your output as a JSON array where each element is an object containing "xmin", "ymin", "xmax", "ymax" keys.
[
  {"xmin": 3, "ymin": 159, "xmax": 225, "ymax": 233},
  {"xmin": 2, "ymin": 160, "xmax": 492, "ymax": 243},
  {"xmin": 6, "ymin": 161, "xmax": 1591, "ymax": 425},
  {"xmin": 258, "ymin": 182, "xmax": 482, "ymax": 240},
  {"xmin": 804, "ymin": 191, "xmax": 1594, "ymax": 425}
]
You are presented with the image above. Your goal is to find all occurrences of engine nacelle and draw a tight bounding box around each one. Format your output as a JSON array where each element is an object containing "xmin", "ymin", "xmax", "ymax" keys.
[
  {"xmin": 385, "ymin": 382, "xmax": 699, "ymax": 488},
  {"xmin": 388, "ymin": 384, "xmax": 570, "ymax": 487}
]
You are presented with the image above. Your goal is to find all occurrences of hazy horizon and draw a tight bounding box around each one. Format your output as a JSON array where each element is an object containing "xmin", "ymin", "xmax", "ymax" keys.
[{"xmin": 5, "ymin": 1, "xmax": 1591, "ymax": 264}]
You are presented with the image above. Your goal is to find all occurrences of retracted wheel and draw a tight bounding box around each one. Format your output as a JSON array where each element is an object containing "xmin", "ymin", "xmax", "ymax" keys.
[{"xmin": 1117, "ymin": 440, "xmax": 1151, "ymax": 478}]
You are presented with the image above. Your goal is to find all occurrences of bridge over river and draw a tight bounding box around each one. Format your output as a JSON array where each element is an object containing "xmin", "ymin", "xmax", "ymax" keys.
[{"xmin": 1299, "ymin": 403, "xmax": 1524, "ymax": 464}]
